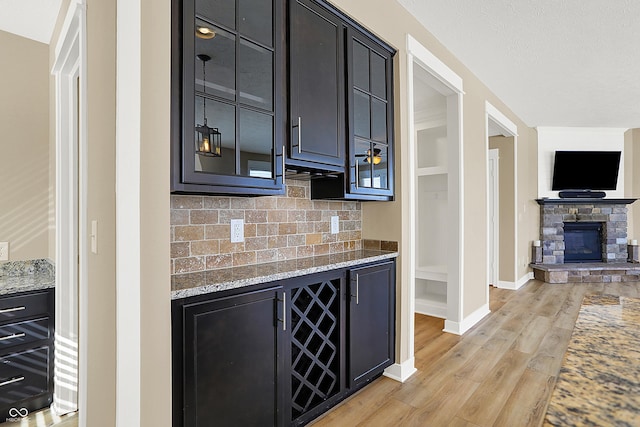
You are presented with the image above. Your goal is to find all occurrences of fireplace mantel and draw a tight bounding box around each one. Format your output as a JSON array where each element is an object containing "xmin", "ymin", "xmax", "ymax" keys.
[{"xmin": 536, "ymin": 198, "xmax": 638, "ymax": 205}]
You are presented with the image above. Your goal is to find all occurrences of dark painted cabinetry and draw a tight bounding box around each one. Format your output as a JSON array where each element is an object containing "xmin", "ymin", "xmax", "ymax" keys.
[
  {"xmin": 288, "ymin": 0, "xmax": 345, "ymax": 171},
  {"xmin": 172, "ymin": 260, "xmax": 395, "ymax": 426},
  {"xmin": 0, "ymin": 289, "xmax": 54, "ymax": 420},
  {"xmin": 172, "ymin": 286, "xmax": 285, "ymax": 426},
  {"xmin": 172, "ymin": 0, "xmax": 286, "ymax": 195}
]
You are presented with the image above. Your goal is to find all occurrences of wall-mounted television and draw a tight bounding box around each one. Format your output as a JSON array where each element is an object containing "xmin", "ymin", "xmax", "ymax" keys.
[{"xmin": 551, "ymin": 150, "xmax": 621, "ymax": 191}]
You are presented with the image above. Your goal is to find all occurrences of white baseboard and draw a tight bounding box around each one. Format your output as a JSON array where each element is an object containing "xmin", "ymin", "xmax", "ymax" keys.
[
  {"xmin": 443, "ymin": 303, "xmax": 490, "ymax": 335},
  {"xmin": 383, "ymin": 357, "xmax": 417, "ymax": 383},
  {"xmin": 497, "ymin": 272, "xmax": 533, "ymax": 290}
]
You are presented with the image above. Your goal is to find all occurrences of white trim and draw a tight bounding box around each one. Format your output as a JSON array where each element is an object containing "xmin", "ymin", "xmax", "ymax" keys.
[
  {"xmin": 116, "ymin": 0, "xmax": 142, "ymax": 425},
  {"xmin": 497, "ymin": 272, "xmax": 533, "ymax": 290},
  {"xmin": 485, "ymin": 102, "xmax": 519, "ymax": 301},
  {"xmin": 383, "ymin": 358, "xmax": 417, "ymax": 383},
  {"xmin": 443, "ymin": 303, "xmax": 490, "ymax": 335},
  {"xmin": 488, "ymin": 149, "xmax": 499, "ymax": 292},
  {"xmin": 51, "ymin": 0, "xmax": 85, "ymax": 418},
  {"xmin": 407, "ymin": 35, "xmax": 463, "ymax": 94}
]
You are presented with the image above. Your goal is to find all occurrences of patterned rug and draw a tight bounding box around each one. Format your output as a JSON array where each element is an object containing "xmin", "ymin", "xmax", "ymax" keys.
[{"xmin": 543, "ymin": 294, "xmax": 640, "ymax": 426}]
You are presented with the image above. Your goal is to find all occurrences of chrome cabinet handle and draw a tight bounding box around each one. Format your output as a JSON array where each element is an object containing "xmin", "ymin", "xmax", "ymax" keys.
[
  {"xmin": 0, "ymin": 376, "xmax": 25, "ymax": 387},
  {"xmin": 277, "ymin": 292, "xmax": 286, "ymax": 331},
  {"xmin": 292, "ymin": 117, "xmax": 302, "ymax": 154},
  {"xmin": 0, "ymin": 306, "xmax": 25, "ymax": 314},
  {"xmin": 0, "ymin": 332, "xmax": 26, "ymax": 342}
]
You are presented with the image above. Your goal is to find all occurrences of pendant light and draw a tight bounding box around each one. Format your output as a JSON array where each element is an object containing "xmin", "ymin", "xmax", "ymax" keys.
[{"xmin": 195, "ymin": 53, "xmax": 221, "ymax": 157}]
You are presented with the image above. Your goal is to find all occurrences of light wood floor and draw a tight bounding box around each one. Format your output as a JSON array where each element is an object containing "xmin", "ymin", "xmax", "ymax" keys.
[{"xmin": 311, "ymin": 279, "xmax": 640, "ymax": 427}]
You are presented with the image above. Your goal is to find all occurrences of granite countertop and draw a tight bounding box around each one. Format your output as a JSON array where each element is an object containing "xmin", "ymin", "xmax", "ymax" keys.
[
  {"xmin": 171, "ymin": 249, "xmax": 398, "ymax": 300},
  {"xmin": 0, "ymin": 259, "xmax": 55, "ymax": 296},
  {"xmin": 544, "ymin": 293, "xmax": 640, "ymax": 426}
]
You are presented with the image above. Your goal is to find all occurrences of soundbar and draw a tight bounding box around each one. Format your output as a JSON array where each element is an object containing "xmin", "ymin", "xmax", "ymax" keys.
[{"xmin": 558, "ymin": 190, "xmax": 606, "ymax": 199}]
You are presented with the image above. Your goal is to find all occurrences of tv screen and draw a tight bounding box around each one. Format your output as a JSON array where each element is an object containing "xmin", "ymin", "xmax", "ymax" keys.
[{"xmin": 551, "ymin": 151, "xmax": 621, "ymax": 191}]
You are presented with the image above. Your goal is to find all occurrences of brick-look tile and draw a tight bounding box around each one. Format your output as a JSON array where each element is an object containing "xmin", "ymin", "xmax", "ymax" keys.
[
  {"xmin": 174, "ymin": 225, "xmax": 204, "ymax": 242},
  {"xmin": 190, "ymin": 210, "xmax": 219, "ymax": 224},
  {"xmin": 329, "ymin": 242, "xmax": 344, "ymax": 253},
  {"xmin": 306, "ymin": 210, "xmax": 322, "ymax": 222},
  {"xmin": 219, "ymin": 209, "xmax": 245, "ymax": 223},
  {"xmin": 296, "ymin": 246, "xmax": 314, "ymax": 258},
  {"xmin": 297, "ymin": 222, "xmax": 315, "ymax": 234},
  {"xmin": 245, "ymin": 236, "xmax": 268, "ymax": 251},
  {"xmin": 174, "ymin": 256, "xmax": 205, "ymax": 273},
  {"xmin": 287, "ymin": 185, "xmax": 306, "ymax": 198},
  {"xmin": 381, "ymin": 240, "xmax": 399, "ymax": 251},
  {"xmin": 206, "ymin": 254, "xmax": 233, "ymax": 269},
  {"xmin": 296, "ymin": 199, "xmax": 313, "ymax": 210},
  {"xmin": 277, "ymin": 197, "xmax": 297, "ymax": 210},
  {"xmin": 246, "ymin": 210, "xmax": 267, "ymax": 224},
  {"xmin": 313, "ymin": 200, "xmax": 329, "ymax": 211},
  {"xmin": 257, "ymin": 249, "xmax": 279, "ymax": 263},
  {"xmin": 279, "ymin": 223, "xmax": 297, "ymax": 235},
  {"xmin": 233, "ymin": 251, "xmax": 257, "ymax": 266},
  {"xmin": 288, "ymin": 210, "xmax": 306, "ymax": 222},
  {"xmin": 244, "ymin": 224, "xmax": 257, "ymax": 238},
  {"xmin": 288, "ymin": 234, "xmax": 306, "ymax": 247},
  {"xmin": 364, "ymin": 239, "xmax": 381, "ymax": 250},
  {"xmin": 278, "ymin": 247, "xmax": 297, "ymax": 260},
  {"xmin": 268, "ymin": 235, "xmax": 288, "ymax": 249},
  {"xmin": 203, "ymin": 197, "xmax": 230, "ymax": 209},
  {"xmin": 322, "ymin": 234, "xmax": 338, "ymax": 244},
  {"xmin": 267, "ymin": 210, "xmax": 288, "ymax": 223},
  {"xmin": 171, "ymin": 195, "xmax": 203, "ymax": 209},
  {"xmin": 171, "ymin": 242, "xmax": 190, "ymax": 258},
  {"xmin": 220, "ymin": 240, "xmax": 245, "ymax": 253},
  {"xmin": 230, "ymin": 198, "xmax": 256, "ymax": 209},
  {"xmin": 257, "ymin": 223, "xmax": 279, "ymax": 236},
  {"xmin": 313, "ymin": 244, "xmax": 330, "ymax": 255},
  {"xmin": 191, "ymin": 240, "xmax": 220, "ymax": 256},
  {"xmin": 170, "ymin": 210, "xmax": 190, "ymax": 225},
  {"xmin": 205, "ymin": 224, "xmax": 229, "ymax": 240},
  {"xmin": 305, "ymin": 233, "xmax": 322, "ymax": 245},
  {"xmin": 255, "ymin": 196, "xmax": 278, "ymax": 209}
]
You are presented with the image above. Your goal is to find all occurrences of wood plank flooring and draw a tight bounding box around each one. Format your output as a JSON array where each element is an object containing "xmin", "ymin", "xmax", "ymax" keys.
[{"xmin": 310, "ymin": 279, "xmax": 640, "ymax": 427}]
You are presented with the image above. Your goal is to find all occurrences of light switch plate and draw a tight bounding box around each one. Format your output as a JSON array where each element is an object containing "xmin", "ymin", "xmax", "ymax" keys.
[
  {"xmin": 0, "ymin": 242, "xmax": 8, "ymax": 261},
  {"xmin": 331, "ymin": 216, "xmax": 339, "ymax": 234}
]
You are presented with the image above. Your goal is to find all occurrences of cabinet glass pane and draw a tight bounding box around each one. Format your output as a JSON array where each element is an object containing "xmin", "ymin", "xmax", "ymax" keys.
[
  {"xmin": 238, "ymin": 40, "xmax": 273, "ymax": 110},
  {"xmin": 371, "ymin": 144, "xmax": 388, "ymax": 189},
  {"xmin": 195, "ymin": 97, "xmax": 236, "ymax": 175},
  {"xmin": 371, "ymin": 98, "xmax": 387, "ymax": 143},
  {"xmin": 355, "ymin": 139, "xmax": 371, "ymax": 188},
  {"xmin": 352, "ymin": 40, "xmax": 369, "ymax": 91},
  {"xmin": 370, "ymin": 51, "xmax": 386, "ymax": 99},
  {"xmin": 196, "ymin": 0, "xmax": 235, "ymax": 29},
  {"xmin": 353, "ymin": 90, "xmax": 370, "ymax": 139},
  {"xmin": 239, "ymin": 0, "xmax": 272, "ymax": 46},
  {"xmin": 195, "ymin": 22, "xmax": 236, "ymax": 102},
  {"xmin": 239, "ymin": 109, "xmax": 273, "ymax": 178}
]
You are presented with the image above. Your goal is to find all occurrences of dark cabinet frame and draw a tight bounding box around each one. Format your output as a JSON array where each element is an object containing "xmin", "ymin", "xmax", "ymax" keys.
[
  {"xmin": 172, "ymin": 259, "xmax": 396, "ymax": 427},
  {"xmin": 171, "ymin": 0, "xmax": 286, "ymax": 196}
]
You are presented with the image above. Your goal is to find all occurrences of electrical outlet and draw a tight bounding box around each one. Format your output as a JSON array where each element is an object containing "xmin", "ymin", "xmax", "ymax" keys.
[
  {"xmin": 0, "ymin": 242, "xmax": 8, "ymax": 261},
  {"xmin": 330, "ymin": 216, "xmax": 339, "ymax": 234},
  {"xmin": 230, "ymin": 219, "xmax": 244, "ymax": 243}
]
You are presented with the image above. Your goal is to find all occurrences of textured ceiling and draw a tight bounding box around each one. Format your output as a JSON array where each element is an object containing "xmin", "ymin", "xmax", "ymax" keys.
[
  {"xmin": 0, "ymin": 0, "xmax": 62, "ymax": 44},
  {"xmin": 397, "ymin": 0, "xmax": 640, "ymax": 129}
]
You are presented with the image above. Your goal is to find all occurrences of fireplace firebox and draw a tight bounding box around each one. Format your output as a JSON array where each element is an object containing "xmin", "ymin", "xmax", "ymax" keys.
[{"xmin": 564, "ymin": 222, "xmax": 602, "ymax": 263}]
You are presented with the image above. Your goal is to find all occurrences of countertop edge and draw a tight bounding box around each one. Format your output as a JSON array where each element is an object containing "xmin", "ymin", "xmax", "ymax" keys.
[{"xmin": 171, "ymin": 251, "xmax": 398, "ymax": 300}]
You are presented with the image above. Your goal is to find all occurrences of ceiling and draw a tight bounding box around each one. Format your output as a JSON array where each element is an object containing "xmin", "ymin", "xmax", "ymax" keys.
[
  {"xmin": 397, "ymin": 0, "xmax": 640, "ymax": 129},
  {"xmin": 3, "ymin": 0, "xmax": 639, "ymax": 130},
  {"xmin": 0, "ymin": 0, "xmax": 62, "ymax": 44}
]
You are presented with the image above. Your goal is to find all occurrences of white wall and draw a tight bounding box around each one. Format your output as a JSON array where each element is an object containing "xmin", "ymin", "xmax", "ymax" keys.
[{"xmin": 537, "ymin": 127, "xmax": 627, "ymax": 198}]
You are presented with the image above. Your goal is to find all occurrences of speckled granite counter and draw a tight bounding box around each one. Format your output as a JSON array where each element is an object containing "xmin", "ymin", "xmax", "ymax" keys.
[
  {"xmin": 0, "ymin": 259, "xmax": 55, "ymax": 296},
  {"xmin": 171, "ymin": 249, "xmax": 398, "ymax": 300},
  {"xmin": 544, "ymin": 294, "xmax": 640, "ymax": 426}
]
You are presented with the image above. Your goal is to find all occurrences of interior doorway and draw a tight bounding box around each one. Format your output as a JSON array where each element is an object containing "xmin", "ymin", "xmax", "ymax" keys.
[
  {"xmin": 52, "ymin": 1, "xmax": 86, "ymax": 418},
  {"xmin": 485, "ymin": 102, "xmax": 518, "ymax": 291}
]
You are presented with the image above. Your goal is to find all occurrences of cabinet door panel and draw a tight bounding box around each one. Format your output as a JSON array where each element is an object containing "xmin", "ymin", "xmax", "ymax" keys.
[
  {"xmin": 348, "ymin": 262, "xmax": 395, "ymax": 387},
  {"xmin": 289, "ymin": 0, "xmax": 345, "ymax": 167},
  {"xmin": 182, "ymin": 287, "xmax": 283, "ymax": 427}
]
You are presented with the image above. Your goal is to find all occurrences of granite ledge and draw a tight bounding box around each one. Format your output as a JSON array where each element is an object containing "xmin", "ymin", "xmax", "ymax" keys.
[
  {"xmin": 171, "ymin": 249, "xmax": 398, "ymax": 300},
  {"xmin": 0, "ymin": 259, "xmax": 55, "ymax": 296}
]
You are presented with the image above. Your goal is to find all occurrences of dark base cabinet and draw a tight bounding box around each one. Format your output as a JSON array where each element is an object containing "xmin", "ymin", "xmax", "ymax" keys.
[
  {"xmin": 172, "ymin": 260, "xmax": 395, "ymax": 427},
  {"xmin": 0, "ymin": 289, "xmax": 55, "ymax": 421}
]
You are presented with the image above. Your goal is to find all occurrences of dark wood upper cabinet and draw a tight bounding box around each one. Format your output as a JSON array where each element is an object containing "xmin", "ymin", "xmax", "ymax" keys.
[
  {"xmin": 171, "ymin": 0, "xmax": 286, "ymax": 195},
  {"xmin": 288, "ymin": 0, "xmax": 345, "ymax": 171}
]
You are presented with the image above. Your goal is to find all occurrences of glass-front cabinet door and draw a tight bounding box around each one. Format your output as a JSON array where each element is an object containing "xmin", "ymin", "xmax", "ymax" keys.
[
  {"xmin": 347, "ymin": 27, "xmax": 394, "ymax": 199},
  {"xmin": 172, "ymin": 0, "xmax": 285, "ymax": 195}
]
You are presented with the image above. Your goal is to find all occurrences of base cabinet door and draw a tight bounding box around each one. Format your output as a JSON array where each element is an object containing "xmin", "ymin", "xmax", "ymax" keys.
[
  {"xmin": 348, "ymin": 262, "xmax": 395, "ymax": 388},
  {"xmin": 175, "ymin": 286, "xmax": 285, "ymax": 427}
]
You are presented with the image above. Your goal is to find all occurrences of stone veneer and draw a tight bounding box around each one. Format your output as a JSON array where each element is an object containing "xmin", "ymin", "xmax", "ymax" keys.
[
  {"xmin": 540, "ymin": 202, "xmax": 629, "ymax": 264},
  {"xmin": 170, "ymin": 181, "xmax": 396, "ymax": 275}
]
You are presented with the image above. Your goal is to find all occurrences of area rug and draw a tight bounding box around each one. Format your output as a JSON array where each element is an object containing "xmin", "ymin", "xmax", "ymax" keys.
[{"xmin": 543, "ymin": 294, "xmax": 640, "ymax": 426}]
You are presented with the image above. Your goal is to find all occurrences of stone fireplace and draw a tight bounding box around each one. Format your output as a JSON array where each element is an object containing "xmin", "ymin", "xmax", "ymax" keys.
[{"xmin": 537, "ymin": 199, "xmax": 634, "ymax": 264}]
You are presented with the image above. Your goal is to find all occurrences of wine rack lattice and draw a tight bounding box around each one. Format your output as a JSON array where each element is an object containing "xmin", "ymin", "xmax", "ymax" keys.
[{"xmin": 290, "ymin": 279, "xmax": 340, "ymax": 418}]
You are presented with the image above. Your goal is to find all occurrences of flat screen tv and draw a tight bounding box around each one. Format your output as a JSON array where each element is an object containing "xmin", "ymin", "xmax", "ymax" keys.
[{"xmin": 551, "ymin": 150, "xmax": 621, "ymax": 191}]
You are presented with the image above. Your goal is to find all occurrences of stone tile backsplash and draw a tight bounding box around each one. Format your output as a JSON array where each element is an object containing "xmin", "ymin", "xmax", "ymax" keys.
[{"xmin": 170, "ymin": 181, "xmax": 363, "ymax": 274}]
